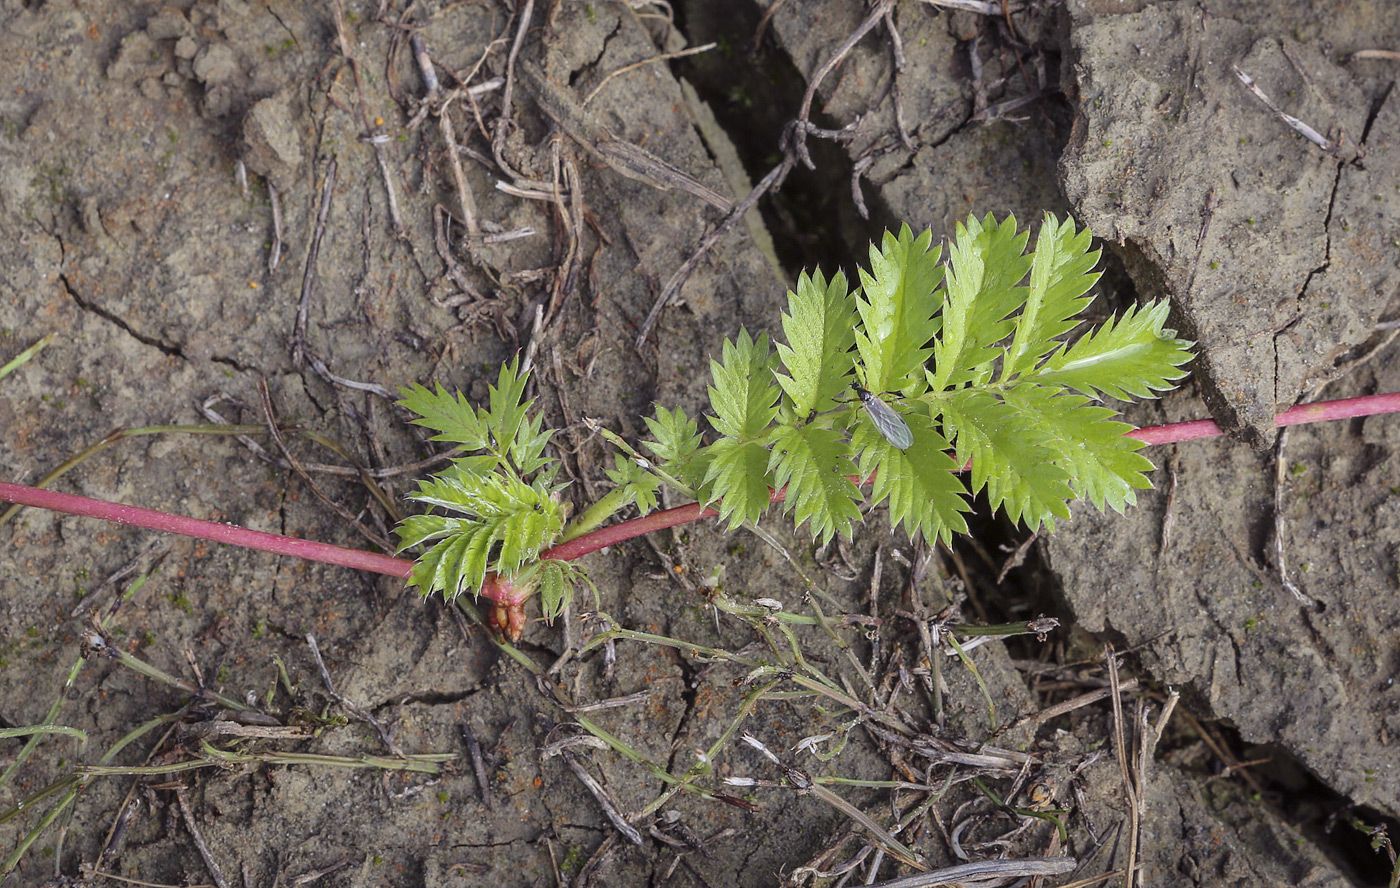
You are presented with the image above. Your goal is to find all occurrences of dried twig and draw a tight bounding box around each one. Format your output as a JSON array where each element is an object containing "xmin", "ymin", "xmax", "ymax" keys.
[
  {"xmin": 268, "ymin": 183, "xmax": 283, "ymax": 273},
  {"xmin": 1007, "ymin": 679, "xmax": 1140, "ymax": 733},
  {"xmin": 1106, "ymin": 649, "xmax": 1143, "ymax": 888},
  {"xmin": 69, "ymin": 538, "xmax": 168, "ymax": 619},
  {"xmin": 784, "ymin": 0, "xmax": 894, "ymax": 170},
  {"xmin": 305, "ymin": 632, "xmax": 405, "ymax": 756},
  {"xmin": 1349, "ymin": 49, "xmax": 1400, "ymax": 62},
  {"xmin": 413, "ymin": 32, "xmax": 480, "ymax": 236},
  {"xmin": 557, "ymin": 749, "xmax": 643, "ymax": 844},
  {"xmin": 737, "ymin": 733, "xmax": 928, "ymax": 870},
  {"xmin": 176, "ymin": 785, "xmax": 229, "ymax": 888},
  {"xmin": 1232, "ymin": 65, "xmax": 1337, "ymax": 155},
  {"xmin": 1272, "ymin": 426, "xmax": 1309, "ymax": 602},
  {"xmin": 256, "ymin": 380, "xmax": 392, "ymax": 552},
  {"xmin": 520, "ymin": 60, "xmax": 733, "ymax": 213},
  {"xmin": 292, "ymin": 159, "xmax": 336, "ymax": 367},
  {"xmin": 492, "ymin": 0, "xmax": 534, "ymax": 179},
  {"xmin": 544, "ymin": 145, "xmax": 583, "ymax": 329},
  {"xmin": 460, "ymin": 719, "xmax": 495, "ymax": 809},
  {"xmin": 581, "ymin": 42, "xmax": 717, "ymax": 107},
  {"xmin": 635, "ymin": 161, "xmax": 786, "ymax": 346},
  {"xmin": 865, "ymin": 855, "xmax": 1076, "ymax": 887},
  {"xmin": 331, "ymin": 0, "xmax": 404, "ymax": 234}
]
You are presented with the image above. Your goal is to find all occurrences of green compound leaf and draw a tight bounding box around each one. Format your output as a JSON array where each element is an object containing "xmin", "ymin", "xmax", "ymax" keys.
[
  {"xmin": 933, "ymin": 389, "xmax": 1074, "ymax": 531},
  {"xmin": 1002, "ymin": 384, "xmax": 1155, "ymax": 513},
  {"xmin": 854, "ymin": 416, "xmax": 969, "ymax": 546},
  {"xmin": 484, "ymin": 358, "xmax": 534, "ymax": 458},
  {"xmin": 856, "ymin": 225, "xmax": 944, "ymax": 393},
  {"xmin": 537, "ymin": 560, "xmax": 569, "ymax": 621},
  {"xmin": 510, "ymin": 410, "xmax": 556, "ymax": 477},
  {"xmin": 928, "ymin": 226, "xmax": 983, "ymax": 393},
  {"xmin": 1031, "ymin": 299, "xmax": 1194, "ymax": 400},
  {"xmin": 775, "ymin": 270, "xmax": 858, "ymax": 416},
  {"xmin": 767, "ymin": 424, "xmax": 862, "ymax": 545},
  {"xmin": 398, "ymin": 212, "xmax": 1196, "ymax": 620},
  {"xmin": 701, "ymin": 437, "xmax": 774, "ymax": 531}
]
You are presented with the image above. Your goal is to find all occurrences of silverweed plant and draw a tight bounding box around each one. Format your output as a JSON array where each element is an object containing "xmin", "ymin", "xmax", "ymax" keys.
[{"xmin": 395, "ymin": 213, "xmax": 1194, "ymax": 637}]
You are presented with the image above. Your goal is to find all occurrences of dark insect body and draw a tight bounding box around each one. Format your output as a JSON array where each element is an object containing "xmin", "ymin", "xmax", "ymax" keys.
[{"xmin": 854, "ymin": 385, "xmax": 914, "ymax": 450}]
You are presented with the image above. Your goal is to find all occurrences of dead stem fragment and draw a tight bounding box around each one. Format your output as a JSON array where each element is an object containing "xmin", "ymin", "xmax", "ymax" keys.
[
  {"xmin": 413, "ymin": 32, "xmax": 480, "ymax": 236},
  {"xmin": 558, "ymin": 749, "xmax": 644, "ymax": 845},
  {"xmin": 306, "ymin": 632, "xmax": 404, "ymax": 756},
  {"xmin": 176, "ymin": 785, "xmax": 229, "ymax": 888},
  {"xmin": 1232, "ymin": 65, "xmax": 1339, "ymax": 155},
  {"xmin": 292, "ymin": 159, "xmax": 336, "ymax": 367},
  {"xmin": 863, "ymin": 855, "xmax": 1076, "ymax": 888}
]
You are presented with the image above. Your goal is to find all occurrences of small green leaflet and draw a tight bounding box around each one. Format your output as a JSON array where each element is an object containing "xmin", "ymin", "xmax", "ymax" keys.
[
  {"xmin": 775, "ymin": 270, "xmax": 857, "ymax": 416},
  {"xmin": 604, "ymin": 454, "xmax": 661, "ymax": 516},
  {"xmin": 702, "ymin": 330, "xmax": 780, "ymax": 529},
  {"xmin": 767, "ymin": 424, "xmax": 862, "ymax": 544},
  {"xmin": 855, "ymin": 225, "xmax": 943, "ymax": 394},
  {"xmin": 1029, "ymin": 300, "xmax": 1192, "ymax": 400}
]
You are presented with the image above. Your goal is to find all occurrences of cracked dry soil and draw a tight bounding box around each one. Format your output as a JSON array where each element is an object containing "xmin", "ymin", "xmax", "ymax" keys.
[{"xmin": 0, "ymin": 1, "xmax": 1398, "ymax": 886}]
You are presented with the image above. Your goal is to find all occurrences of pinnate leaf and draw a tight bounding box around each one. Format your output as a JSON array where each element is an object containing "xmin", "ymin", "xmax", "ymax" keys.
[
  {"xmin": 928, "ymin": 227, "xmax": 985, "ymax": 393},
  {"xmin": 708, "ymin": 330, "xmax": 780, "ymax": 440},
  {"xmin": 856, "ymin": 225, "xmax": 943, "ymax": 392},
  {"xmin": 775, "ymin": 270, "xmax": 857, "ymax": 415},
  {"xmin": 1032, "ymin": 300, "xmax": 1193, "ymax": 400},
  {"xmin": 767, "ymin": 425, "xmax": 862, "ymax": 544}
]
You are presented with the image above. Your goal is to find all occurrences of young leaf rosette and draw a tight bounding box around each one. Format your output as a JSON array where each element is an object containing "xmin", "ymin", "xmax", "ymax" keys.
[{"xmin": 395, "ymin": 359, "xmax": 585, "ymax": 638}]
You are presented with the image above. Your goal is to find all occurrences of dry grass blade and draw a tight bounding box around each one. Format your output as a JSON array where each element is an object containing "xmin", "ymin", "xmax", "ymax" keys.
[
  {"xmin": 864, "ymin": 855, "xmax": 1076, "ymax": 888},
  {"xmin": 558, "ymin": 749, "xmax": 644, "ymax": 845},
  {"xmin": 1105, "ymin": 648, "xmax": 1144, "ymax": 888}
]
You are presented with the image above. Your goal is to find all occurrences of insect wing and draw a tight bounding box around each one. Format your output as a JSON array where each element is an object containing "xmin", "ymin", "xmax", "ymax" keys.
[{"xmin": 858, "ymin": 389, "xmax": 914, "ymax": 450}]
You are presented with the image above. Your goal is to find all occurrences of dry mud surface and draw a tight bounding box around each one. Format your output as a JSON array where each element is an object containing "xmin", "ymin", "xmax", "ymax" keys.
[{"xmin": 0, "ymin": 1, "xmax": 1397, "ymax": 886}]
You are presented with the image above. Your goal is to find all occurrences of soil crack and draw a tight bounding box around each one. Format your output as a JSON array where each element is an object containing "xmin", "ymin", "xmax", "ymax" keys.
[{"xmin": 58, "ymin": 272, "xmax": 186, "ymax": 359}]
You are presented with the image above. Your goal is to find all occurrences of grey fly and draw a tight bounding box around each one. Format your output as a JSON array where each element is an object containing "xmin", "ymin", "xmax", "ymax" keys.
[{"xmin": 854, "ymin": 386, "xmax": 914, "ymax": 450}]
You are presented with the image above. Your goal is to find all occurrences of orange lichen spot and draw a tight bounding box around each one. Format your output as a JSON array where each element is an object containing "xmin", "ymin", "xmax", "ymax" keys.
[
  {"xmin": 87, "ymin": 23, "xmax": 99, "ymax": 40},
  {"xmin": 249, "ymin": 281, "xmax": 259, "ymax": 289},
  {"xmin": 532, "ymin": 777, "xmax": 543, "ymax": 788},
  {"xmin": 375, "ymin": 116, "xmax": 384, "ymax": 127}
]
